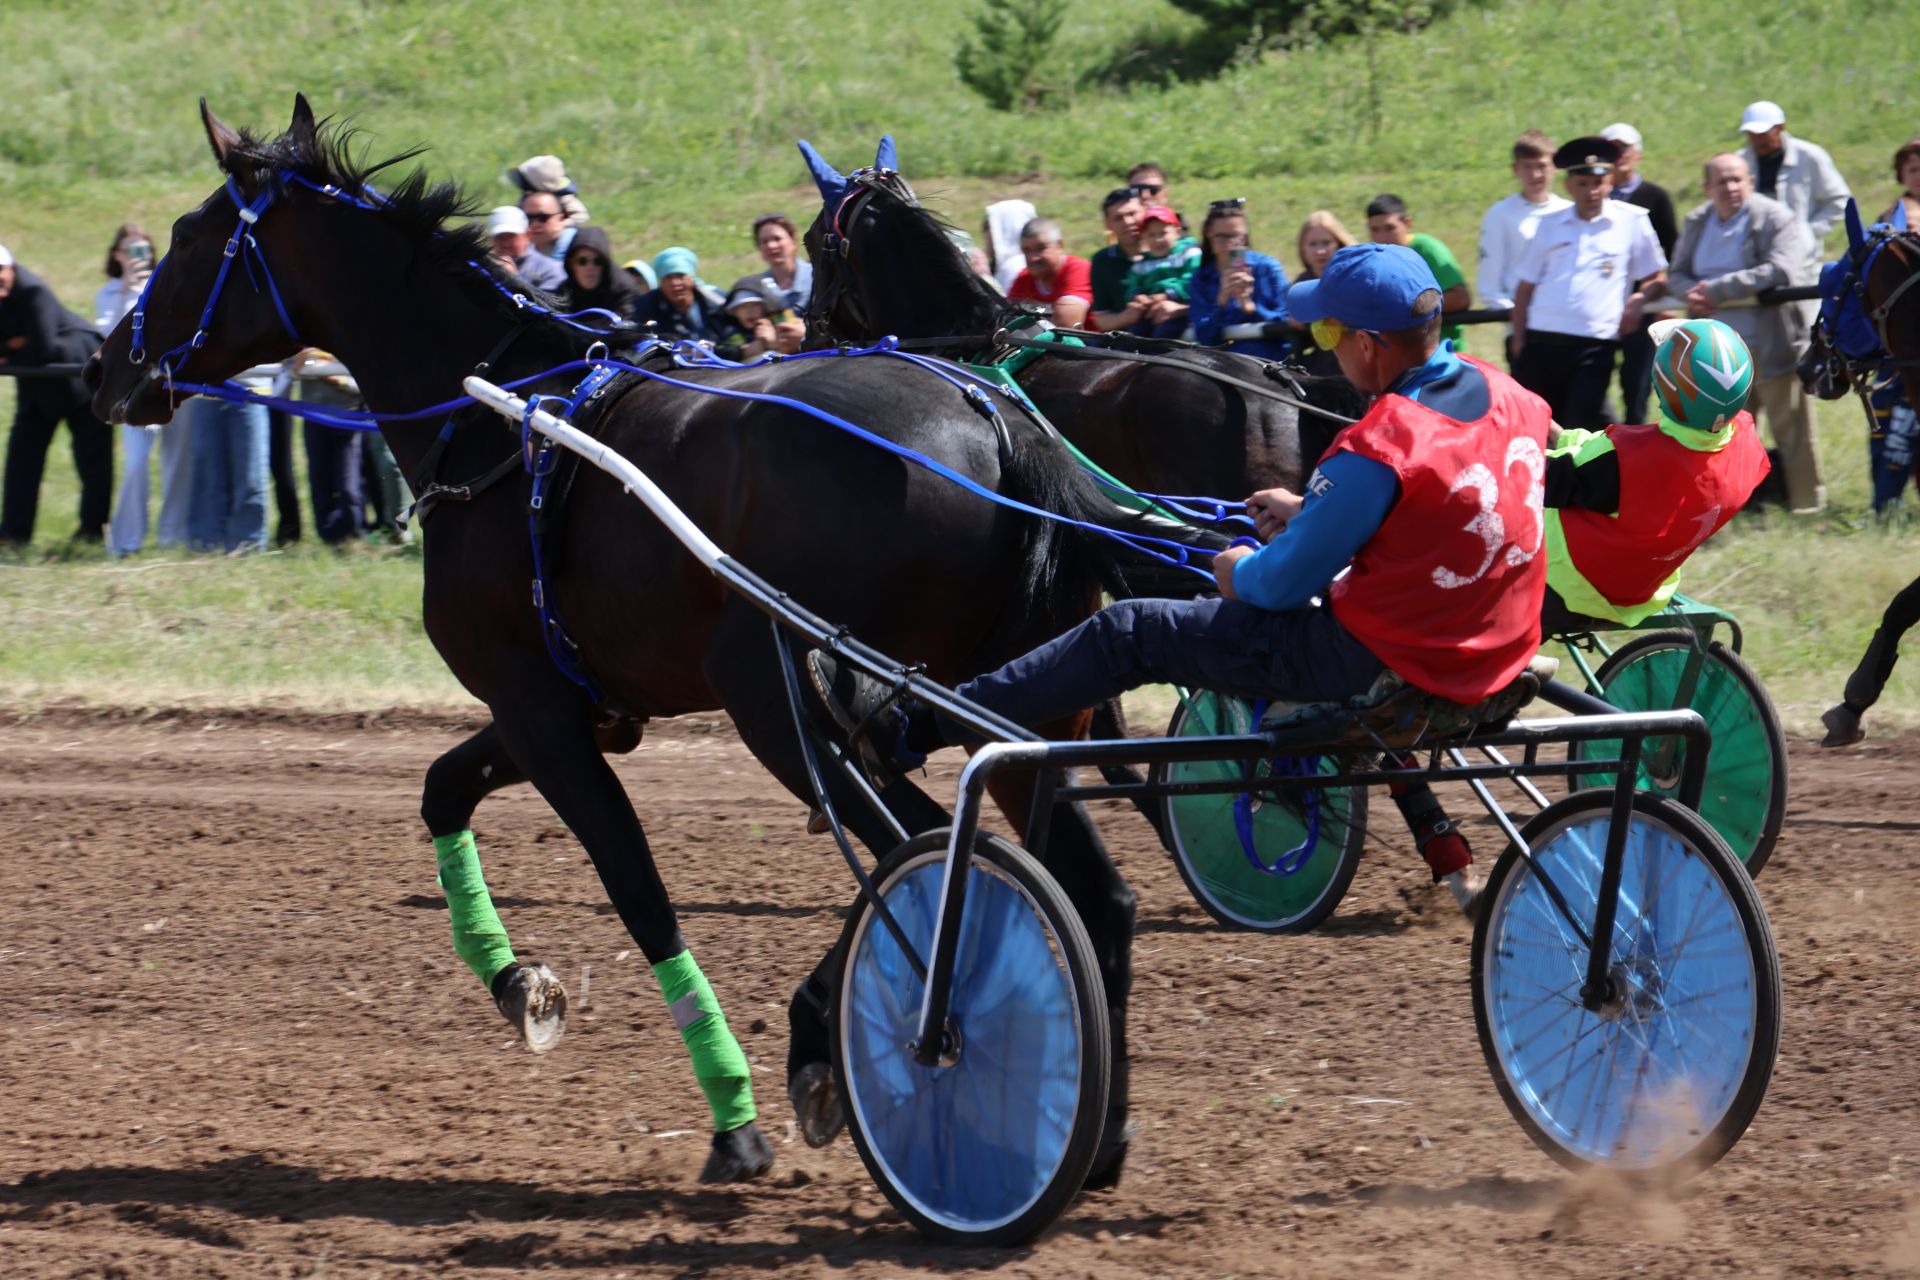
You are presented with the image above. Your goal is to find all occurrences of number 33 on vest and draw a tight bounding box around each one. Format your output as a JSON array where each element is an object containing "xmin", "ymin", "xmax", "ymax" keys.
[{"xmin": 1433, "ymin": 437, "xmax": 1546, "ymax": 590}]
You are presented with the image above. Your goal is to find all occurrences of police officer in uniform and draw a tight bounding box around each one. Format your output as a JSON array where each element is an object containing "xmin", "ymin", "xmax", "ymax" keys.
[{"xmin": 1510, "ymin": 136, "xmax": 1668, "ymax": 428}]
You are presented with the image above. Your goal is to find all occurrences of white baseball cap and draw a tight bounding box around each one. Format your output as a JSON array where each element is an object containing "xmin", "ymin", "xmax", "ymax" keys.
[
  {"xmin": 1738, "ymin": 101, "xmax": 1786, "ymax": 134},
  {"xmin": 0, "ymin": 243, "xmax": 12, "ymax": 268},
  {"xmin": 485, "ymin": 205, "xmax": 529, "ymax": 237},
  {"xmin": 1600, "ymin": 122, "xmax": 1642, "ymax": 149}
]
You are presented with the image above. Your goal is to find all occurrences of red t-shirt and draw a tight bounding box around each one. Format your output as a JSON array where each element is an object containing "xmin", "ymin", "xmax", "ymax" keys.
[{"xmin": 1009, "ymin": 254, "xmax": 1093, "ymax": 308}]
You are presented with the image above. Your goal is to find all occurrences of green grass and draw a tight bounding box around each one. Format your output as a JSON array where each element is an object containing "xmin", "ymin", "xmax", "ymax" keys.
[{"xmin": 1, "ymin": 0, "xmax": 1916, "ymax": 722}]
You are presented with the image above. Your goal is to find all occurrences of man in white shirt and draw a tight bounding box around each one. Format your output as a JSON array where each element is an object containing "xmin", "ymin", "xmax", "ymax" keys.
[
  {"xmin": 1476, "ymin": 129, "xmax": 1571, "ymax": 366},
  {"xmin": 1511, "ymin": 136, "xmax": 1668, "ymax": 429},
  {"xmin": 1737, "ymin": 100, "xmax": 1851, "ymax": 273}
]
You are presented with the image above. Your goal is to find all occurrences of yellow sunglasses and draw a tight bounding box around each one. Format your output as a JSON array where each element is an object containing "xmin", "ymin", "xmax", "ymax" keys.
[{"xmin": 1309, "ymin": 317, "xmax": 1381, "ymax": 350}]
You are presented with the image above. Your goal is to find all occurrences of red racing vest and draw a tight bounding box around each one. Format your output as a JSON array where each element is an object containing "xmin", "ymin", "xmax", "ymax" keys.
[
  {"xmin": 1558, "ymin": 413, "xmax": 1771, "ymax": 608},
  {"xmin": 1328, "ymin": 357, "xmax": 1552, "ymax": 703}
]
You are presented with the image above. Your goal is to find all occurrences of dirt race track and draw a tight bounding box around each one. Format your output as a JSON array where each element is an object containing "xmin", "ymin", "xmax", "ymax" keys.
[{"xmin": 2, "ymin": 709, "xmax": 1918, "ymax": 1279}]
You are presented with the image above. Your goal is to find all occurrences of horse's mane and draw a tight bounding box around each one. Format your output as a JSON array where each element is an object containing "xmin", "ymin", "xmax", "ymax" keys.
[{"xmin": 223, "ymin": 117, "xmax": 513, "ymax": 303}]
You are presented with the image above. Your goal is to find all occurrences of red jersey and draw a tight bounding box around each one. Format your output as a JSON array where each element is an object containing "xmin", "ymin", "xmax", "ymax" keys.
[
  {"xmin": 1009, "ymin": 254, "xmax": 1093, "ymax": 309},
  {"xmin": 1328, "ymin": 357, "xmax": 1553, "ymax": 703},
  {"xmin": 1558, "ymin": 413, "xmax": 1771, "ymax": 608}
]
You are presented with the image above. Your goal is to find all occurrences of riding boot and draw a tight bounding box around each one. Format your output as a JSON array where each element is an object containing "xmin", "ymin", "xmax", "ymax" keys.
[{"xmin": 1388, "ymin": 766, "xmax": 1473, "ymax": 880}]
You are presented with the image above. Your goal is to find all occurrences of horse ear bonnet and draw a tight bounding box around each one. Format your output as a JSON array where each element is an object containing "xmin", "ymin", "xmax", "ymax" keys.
[
  {"xmin": 1845, "ymin": 198, "xmax": 1867, "ymax": 256},
  {"xmin": 874, "ymin": 135, "xmax": 898, "ymax": 173},
  {"xmin": 796, "ymin": 140, "xmax": 849, "ymax": 208}
]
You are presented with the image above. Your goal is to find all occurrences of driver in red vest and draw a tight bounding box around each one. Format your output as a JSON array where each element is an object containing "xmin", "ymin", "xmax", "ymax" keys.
[{"xmin": 810, "ymin": 244, "xmax": 1553, "ymax": 913}]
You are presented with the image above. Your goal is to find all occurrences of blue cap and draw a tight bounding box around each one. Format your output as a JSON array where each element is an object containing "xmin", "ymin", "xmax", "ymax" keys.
[{"xmin": 1286, "ymin": 243, "xmax": 1441, "ymax": 333}]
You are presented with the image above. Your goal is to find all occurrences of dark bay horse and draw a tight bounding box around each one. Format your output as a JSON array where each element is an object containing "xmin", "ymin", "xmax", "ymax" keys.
[
  {"xmin": 87, "ymin": 97, "xmax": 1213, "ymax": 1185},
  {"xmin": 1801, "ymin": 201, "xmax": 1920, "ymax": 745},
  {"xmin": 795, "ymin": 138, "xmax": 1366, "ymax": 501}
]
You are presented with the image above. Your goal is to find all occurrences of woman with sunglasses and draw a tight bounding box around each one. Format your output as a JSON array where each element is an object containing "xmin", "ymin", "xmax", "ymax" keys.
[
  {"xmin": 1189, "ymin": 199, "xmax": 1291, "ymax": 361},
  {"xmin": 560, "ymin": 227, "xmax": 641, "ymax": 327}
]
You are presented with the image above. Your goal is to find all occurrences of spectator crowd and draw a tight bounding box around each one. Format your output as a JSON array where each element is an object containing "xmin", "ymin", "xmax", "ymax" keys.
[{"xmin": 3, "ymin": 103, "xmax": 1917, "ymax": 554}]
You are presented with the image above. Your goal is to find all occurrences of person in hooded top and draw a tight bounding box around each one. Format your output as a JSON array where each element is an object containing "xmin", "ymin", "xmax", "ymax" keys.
[{"xmin": 559, "ymin": 226, "xmax": 640, "ymax": 327}]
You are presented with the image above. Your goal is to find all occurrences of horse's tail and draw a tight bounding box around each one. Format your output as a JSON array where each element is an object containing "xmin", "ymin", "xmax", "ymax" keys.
[{"xmin": 995, "ymin": 431, "xmax": 1230, "ymax": 638}]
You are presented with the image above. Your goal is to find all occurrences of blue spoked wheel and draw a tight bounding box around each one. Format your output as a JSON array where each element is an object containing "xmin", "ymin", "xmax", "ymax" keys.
[
  {"xmin": 1153, "ymin": 690, "xmax": 1367, "ymax": 933},
  {"xmin": 833, "ymin": 830, "xmax": 1110, "ymax": 1246},
  {"xmin": 1472, "ymin": 789, "xmax": 1781, "ymax": 1174}
]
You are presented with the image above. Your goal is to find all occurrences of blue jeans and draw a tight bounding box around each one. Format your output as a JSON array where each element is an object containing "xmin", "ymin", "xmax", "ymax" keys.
[
  {"xmin": 108, "ymin": 421, "xmax": 192, "ymax": 555},
  {"xmin": 949, "ymin": 596, "xmax": 1385, "ymax": 737},
  {"xmin": 185, "ymin": 397, "xmax": 269, "ymax": 552}
]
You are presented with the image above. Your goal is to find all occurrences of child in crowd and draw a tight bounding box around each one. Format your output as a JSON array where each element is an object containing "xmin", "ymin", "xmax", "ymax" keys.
[
  {"xmin": 716, "ymin": 277, "xmax": 806, "ymax": 361},
  {"xmin": 1126, "ymin": 205, "xmax": 1201, "ymax": 337}
]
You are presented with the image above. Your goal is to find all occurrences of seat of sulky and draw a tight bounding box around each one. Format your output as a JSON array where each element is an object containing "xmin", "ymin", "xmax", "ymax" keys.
[{"xmin": 1257, "ymin": 656, "xmax": 1559, "ymax": 751}]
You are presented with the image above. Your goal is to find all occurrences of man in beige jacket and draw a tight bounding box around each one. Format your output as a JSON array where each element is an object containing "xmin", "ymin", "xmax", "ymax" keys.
[{"xmin": 1667, "ymin": 153, "xmax": 1820, "ymax": 511}]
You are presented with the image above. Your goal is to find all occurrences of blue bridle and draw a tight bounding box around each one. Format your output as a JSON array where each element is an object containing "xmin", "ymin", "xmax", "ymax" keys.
[
  {"xmin": 126, "ymin": 168, "xmax": 631, "ymax": 397},
  {"xmin": 127, "ymin": 175, "xmax": 306, "ymax": 387}
]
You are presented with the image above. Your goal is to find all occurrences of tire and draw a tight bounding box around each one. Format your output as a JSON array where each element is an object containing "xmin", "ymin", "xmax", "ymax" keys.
[
  {"xmin": 1472, "ymin": 789, "xmax": 1781, "ymax": 1177},
  {"xmin": 832, "ymin": 829, "xmax": 1110, "ymax": 1246},
  {"xmin": 1151, "ymin": 689, "xmax": 1367, "ymax": 933},
  {"xmin": 1569, "ymin": 630, "xmax": 1787, "ymax": 875}
]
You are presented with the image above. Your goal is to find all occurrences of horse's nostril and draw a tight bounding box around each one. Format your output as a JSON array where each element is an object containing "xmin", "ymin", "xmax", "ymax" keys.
[{"xmin": 82, "ymin": 352, "xmax": 105, "ymax": 392}]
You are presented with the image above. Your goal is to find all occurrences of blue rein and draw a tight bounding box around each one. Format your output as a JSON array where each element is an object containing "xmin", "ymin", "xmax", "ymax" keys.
[{"xmin": 134, "ymin": 165, "xmax": 1240, "ymax": 592}]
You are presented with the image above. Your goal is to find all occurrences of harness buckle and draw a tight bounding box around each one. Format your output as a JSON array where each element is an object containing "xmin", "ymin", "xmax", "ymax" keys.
[
  {"xmin": 222, "ymin": 237, "xmax": 241, "ymax": 259},
  {"xmin": 531, "ymin": 580, "xmax": 545, "ymax": 609}
]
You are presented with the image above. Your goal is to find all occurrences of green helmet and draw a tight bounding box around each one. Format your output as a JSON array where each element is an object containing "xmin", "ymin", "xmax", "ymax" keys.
[{"xmin": 1650, "ymin": 318, "xmax": 1754, "ymax": 431}]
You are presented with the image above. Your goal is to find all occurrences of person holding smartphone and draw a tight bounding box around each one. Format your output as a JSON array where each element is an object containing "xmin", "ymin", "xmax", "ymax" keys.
[
  {"xmin": 99, "ymin": 223, "xmax": 189, "ymax": 556},
  {"xmin": 1188, "ymin": 199, "xmax": 1292, "ymax": 360}
]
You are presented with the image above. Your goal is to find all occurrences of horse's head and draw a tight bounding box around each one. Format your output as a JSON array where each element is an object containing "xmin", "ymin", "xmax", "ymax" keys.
[
  {"xmin": 1798, "ymin": 203, "xmax": 1920, "ymax": 405},
  {"xmin": 87, "ymin": 97, "xmax": 342, "ymax": 425},
  {"xmin": 794, "ymin": 136, "xmax": 1002, "ymax": 345}
]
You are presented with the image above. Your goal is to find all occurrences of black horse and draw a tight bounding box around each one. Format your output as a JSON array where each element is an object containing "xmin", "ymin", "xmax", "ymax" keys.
[
  {"xmin": 796, "ymin": 139, "xmax": 1365, "ymax": 502},
  {"xmin": 1801, "ymin": 202, "xmax": 1920, "ymax": 745},
  {"xmin": 86, "ymin": 98, "xmax": 1214, "ymax": 1185}
]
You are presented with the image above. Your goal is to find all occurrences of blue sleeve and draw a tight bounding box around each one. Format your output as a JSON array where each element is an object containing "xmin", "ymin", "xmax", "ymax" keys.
[
  {"xmin": 1230, "ymin": 451, "xmax": 1398, "ymax": 612},
  {"xmin": 1251, "ymin": 258, "xmax": 1290, "ymax": 323},
  {"xmin": 1189, "ymin": 263, "xmax": 1226, "ymax": 345}
]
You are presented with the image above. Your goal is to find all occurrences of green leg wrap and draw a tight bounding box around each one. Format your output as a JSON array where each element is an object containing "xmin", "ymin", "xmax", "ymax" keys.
[
  {"xmin": 434, "ymin": 830, "xmax": 518, "ymax": 987},
  {"xmin": 653, "ymin": 950, "xmax": 757, "ymax": 1132}
]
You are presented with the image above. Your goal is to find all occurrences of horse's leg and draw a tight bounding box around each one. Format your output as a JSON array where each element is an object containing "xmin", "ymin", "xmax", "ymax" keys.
[
  {"xmin": 490, "ymin": 700, "xmax": 774, "ymax": 1183},
  {"xmin": 1826, "ymin": 571, "xmax": 1920, "ymax": 745},
  {"xmin": 697, "ymin": 602, "xmax": 952, "ymax": 1143},
  {"xmin": 982, "ymin": 709, "xmax": 1137, "ymax": 1191},
  {"xmin": 419, "ymin": 723, "xmax": 573, "ymax": 1049}
]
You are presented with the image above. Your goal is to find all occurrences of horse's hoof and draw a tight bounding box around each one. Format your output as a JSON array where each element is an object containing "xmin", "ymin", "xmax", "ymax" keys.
[
  {"xmin": 1082, "ymin": 1120, "xmax": 1138, "ymax": 1192},
  {"xmin": 1820, "ymin": 703, "xmax": 1866, "ymax": 748},
  {"xmin": 492, "ymin": 961, "xmax": 568, "ymax": 1055},
  {"xmin": 788, "ymin": 1062, "xmax": 844, "ymax": 1148},
  {"xmin": 699, "ymin": 1122, "xmax": 775, "ymax": 1183}
]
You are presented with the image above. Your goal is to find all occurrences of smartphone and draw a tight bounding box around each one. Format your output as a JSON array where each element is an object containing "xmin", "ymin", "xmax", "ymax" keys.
[
  {"xmin": 127, "ymin": 242, "xmax": 154, "ymax": 265},
  {"xmin": 1227, "ymin": 245, "xmax": 1248, "ymax": 270}
]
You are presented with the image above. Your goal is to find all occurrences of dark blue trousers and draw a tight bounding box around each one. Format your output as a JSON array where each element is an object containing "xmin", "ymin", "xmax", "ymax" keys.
[{"xmin": 950, "ymin": 596, "xmax": 1385, "ymax": 737}]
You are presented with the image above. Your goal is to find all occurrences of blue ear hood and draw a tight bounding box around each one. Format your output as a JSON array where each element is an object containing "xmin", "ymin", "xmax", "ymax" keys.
[
  {"xmin": 1846, "ymin": 198, "xmax": 1867, "ymax": 255},
  {"xmin": 796, "ymin": 139, "xmax": 849, "ymax": 208},
  {"xmin": 874, "ymin": 135, "xmax": 897, "ymax": 172}
]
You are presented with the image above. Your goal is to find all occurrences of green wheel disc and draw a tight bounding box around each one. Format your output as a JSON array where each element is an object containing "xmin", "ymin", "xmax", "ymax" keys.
[
  {"xmin": 1154, "ymin": 690, "xmax": 1366, "ymax": 933},
  {"xmin": 1571, "ymin": 632, "xmax": 1787, "ymax": 874}
]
